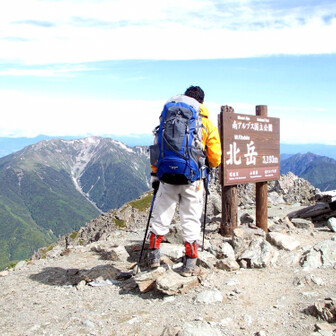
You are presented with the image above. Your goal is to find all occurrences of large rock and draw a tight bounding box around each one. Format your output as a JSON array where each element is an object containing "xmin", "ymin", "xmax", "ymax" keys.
[
  {"xmin": 233, "ymin": 226, "xmax": 278, "ymax": 268},
  {"xmin": 240, "ymin": 213, "xmax": 254, "ymax": 224},
  {"xmin": 134, "ymin": 267, "xmax": 166, "ymax": 293},
  {"xmin": 267, "ymin": 232, "xmax": 300, "ymax": 251},
  {"xmin": 327, "ymin": 217, "xmax": 336, "ymax": 232},
  {"xmin": 306, "ymin": 298, "xmax": 336, "ymax": 323},
  {"xmin": 207, "ymin": 191, "xmax": 222, "ymax": 217},
  {"xmin": 156, "ymin": 270, "xmax": 199, "ymax": 295},
  {"xmin": 216, "ymin": 242, "xmax": 236, "ymax": 260},
  {"xmin": 194, "ymin": 289, "xmax": 223, "ymax": 304},
  {"xmin": 109, "ymin": 245, "xmax": 130, "ymax": 262},
  {"xmin": 268, "ymin": 191, "xmax": 285, "ymax": 205},
  {"xmin": 268, "ymin": 172, "xmax": 318, "ymax": 205},
  {"xmin": 238, "ymin": 238, "xmax": 278, "ymax": 268},
  {"xmin": 232, "ymin": 226, "xmax": 266, "ymax": 258},
  {"xmin": 232, "ymin": 227, "xmax": 278, "ymax": 268},
  {"xmin": 290, "ymin": 218, "xmax": 314, "ymax": 230},
  {"xmin": 216, "ymin": 258, "xmax": 240, "ymax": 272},
  {"xmin": 197, "ymin": 251, "xmax": 217, "ymax": 269},
  {"xmin": 160, "ymin": 243, "xmax": 185, "ymax": 261},
  {"xmin": 300, "ymin": 239, "xmax": 336, "ymax": 269}
]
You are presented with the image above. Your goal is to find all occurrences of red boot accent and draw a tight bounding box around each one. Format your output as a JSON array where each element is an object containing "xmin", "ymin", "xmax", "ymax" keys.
[
  {"xmin": 149, "ymin": 232, "xmax": 164, "ymax": 249},
  {"xmin": 185, "ymin": 241, "xmax": 198, "ymax": 258}
]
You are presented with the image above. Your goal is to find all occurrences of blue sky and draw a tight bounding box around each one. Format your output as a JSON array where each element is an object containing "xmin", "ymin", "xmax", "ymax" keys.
[{"xmin": 0, "ymin": 0, "xmax": 336, "ymax": 144}]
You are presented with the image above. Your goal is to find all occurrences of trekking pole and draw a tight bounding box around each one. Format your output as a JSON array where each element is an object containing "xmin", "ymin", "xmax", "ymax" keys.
[
  {"xmin": 135, "ymin": 189, "xmax": 158, "ymax": 274},
  {"xmin": 202, "ymin": 172, "xmax": 210, "ymax": 252}
]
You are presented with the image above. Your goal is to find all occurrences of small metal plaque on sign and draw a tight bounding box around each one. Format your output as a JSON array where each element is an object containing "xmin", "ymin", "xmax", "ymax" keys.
[{"xmin": 222, "ymin": 112, "xmax": 280, "ymax": 186}]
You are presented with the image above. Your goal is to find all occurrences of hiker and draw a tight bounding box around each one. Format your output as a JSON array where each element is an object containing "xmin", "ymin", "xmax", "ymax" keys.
[{"xmin": 148, "ymin": 85, "xmax": 222, "ymax": 276}]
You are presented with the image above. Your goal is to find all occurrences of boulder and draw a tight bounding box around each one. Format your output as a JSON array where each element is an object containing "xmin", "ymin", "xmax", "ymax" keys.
[
  {"xmin": 240, "ymin": 213, "xmax": 254, "ymax": 224},
  {"xmin": 197, "ymin": 251, "xmax": 217, "ymax": 269},
  {"xmin": 327, "ymin": 217, "xmax": 336, "ymax": 232},
  {"xmin": 238, "ymin": 238, "xmax": 278, "ymax": 268},
  {"xmin": 134, "ymin": 267, "xmax": 166, "ymax": 293},
  {"xmin": 217, "ymin": 242, "xmax": 236, "ymax": 260},
  {"xmin": 232, "ymin": 226, "xmax": 266, "ymax": 258},
  {"xmin": 194, "ymin": 289, "xmax": 223, "ymax": 304},
  {"xmin": 156, "ymin": 270, "xmax": 199, "ymax": 295},
  {"xmin": 306, "ymin": 298, "xmax": 336, "ymax": 323},
  {"xmin": 233, "ymin": 226, "xmax": 278, "ymax": 268},
  {"xmin": 216, "ymin": 258, "xmax": 240, "ymax": 272},
  {"xmin": 267, "ymin": 232, "xmax": 300, "ymax": 251},
  {"xmin": 268, "ymin": 191, "xmax": 285, "ymax": 205},
  {"xmin": 109, "ymin": 245, "xmax": 130, "ymax": 262},
  {"xmin": 160, "ymin": 243, "xmax": 185, "ymax": 261},
  {"xmin": 290, "ymin": 218, "xmax": 314, "ymax": 230},
  {"xmin": 301, "ymin": 239, "xmax": 336, "ymax": 269}
]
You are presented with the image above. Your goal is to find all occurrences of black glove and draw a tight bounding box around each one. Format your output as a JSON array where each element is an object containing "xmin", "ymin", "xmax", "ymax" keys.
[{"xmin": 151, "ymin": 173, "xmax": 160, "ymax": 193}]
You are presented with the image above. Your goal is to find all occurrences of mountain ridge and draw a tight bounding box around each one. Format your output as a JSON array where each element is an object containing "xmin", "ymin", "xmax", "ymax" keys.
[
  {"xmin": 0, "ymin": 136, "xmax": 151, "ymax": 269},
  {"xmin": 280, "ymin": 152, "xmax": 336, "ymax": 191}
]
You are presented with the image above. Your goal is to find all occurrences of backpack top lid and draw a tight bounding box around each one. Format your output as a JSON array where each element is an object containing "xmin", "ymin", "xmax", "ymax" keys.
[{"xmin": 165, "ymin": 94, "xmax": 201, "ymax": 113}]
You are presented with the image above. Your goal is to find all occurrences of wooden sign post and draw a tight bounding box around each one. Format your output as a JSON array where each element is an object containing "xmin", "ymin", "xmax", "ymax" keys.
[
  {"xmin": 255, "ymin": 105, "xmax": 269, "ymax": 232},
  {"xmin": 219, "ymin": 106, "xmax": 238, "ymax": 237},
  {"xmin": 219, "ymin": 105, "xmax": 280, "ymax": 235}
]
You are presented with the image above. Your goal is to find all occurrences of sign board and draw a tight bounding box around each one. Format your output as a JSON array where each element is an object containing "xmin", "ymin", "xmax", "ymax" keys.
[{"xmin": 222, "ymin": 112, "xmax": 280, "ymax": 186}]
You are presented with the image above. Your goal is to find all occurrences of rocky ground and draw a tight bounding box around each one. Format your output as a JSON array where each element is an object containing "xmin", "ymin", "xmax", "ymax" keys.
[{"xmin": 0, "ymin": 173, "xmax": 335, "ymax": 336}]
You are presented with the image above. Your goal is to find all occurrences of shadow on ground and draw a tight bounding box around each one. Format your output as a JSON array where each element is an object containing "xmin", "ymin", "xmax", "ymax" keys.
[{"xmin": 29, "ymin": 243, "xmax": 166, "ymax": 300}]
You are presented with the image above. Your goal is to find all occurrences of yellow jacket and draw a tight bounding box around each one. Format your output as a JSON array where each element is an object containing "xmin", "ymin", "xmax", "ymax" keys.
[
  {"xmin": 200, "ymin": 104, "xmax": 222, "ymax": 168},
  {"xmin": 151, "ymin": 103, "xmax": 222, "ymax": 173}
]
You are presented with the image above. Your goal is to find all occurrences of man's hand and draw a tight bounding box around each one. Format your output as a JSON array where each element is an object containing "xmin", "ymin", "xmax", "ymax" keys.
[{"xmin": 151, "ymin": 173, "xmax": 160, "ymax": 193}]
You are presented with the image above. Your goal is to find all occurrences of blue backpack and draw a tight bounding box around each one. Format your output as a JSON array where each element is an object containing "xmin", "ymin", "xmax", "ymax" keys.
[{"xmin": 150, "ymin": 95, "xmax": 207, "ymax": 184}]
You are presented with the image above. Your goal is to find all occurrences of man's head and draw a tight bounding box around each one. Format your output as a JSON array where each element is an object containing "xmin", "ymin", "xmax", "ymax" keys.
[{"xmin": 184, "ymin": 86, "xmax": 204, "ymax": 104}]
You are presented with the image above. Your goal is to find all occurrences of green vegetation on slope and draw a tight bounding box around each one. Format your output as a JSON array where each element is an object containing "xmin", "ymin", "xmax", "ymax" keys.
[
  {"xmin": 0, "ymin": 137, "xmax": 150, "ymax": 270},
  {"xmin": 0, "ymin": 165, "xmax": 99, "ymax": 270}
]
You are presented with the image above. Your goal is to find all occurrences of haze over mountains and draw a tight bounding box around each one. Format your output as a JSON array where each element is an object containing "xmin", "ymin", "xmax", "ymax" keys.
[
  {"xmin": 1, "ymin": 135, "xmax": 336, "ymax": 159},
  {"xmin": 281, "ymin": 152, "xmax": 336, "ymax": 191},
  {"xmin": 0, "ymin": 137, "xmax": 150, "ymax": 269}
]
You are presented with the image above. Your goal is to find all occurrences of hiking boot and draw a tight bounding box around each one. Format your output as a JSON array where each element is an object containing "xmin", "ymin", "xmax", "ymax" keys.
[
  {"xmin": 180, "ymin": 256, "xmax": 197, "ymax": 277},
  {"xmin": 147, "ymin": 249, "xmax": 161, "ymax": 268}
]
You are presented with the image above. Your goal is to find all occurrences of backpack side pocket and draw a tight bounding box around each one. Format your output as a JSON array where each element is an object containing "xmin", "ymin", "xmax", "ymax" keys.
[{"xmin": 149, "ymin": 144, "xmax": 160, "ymax": 167}]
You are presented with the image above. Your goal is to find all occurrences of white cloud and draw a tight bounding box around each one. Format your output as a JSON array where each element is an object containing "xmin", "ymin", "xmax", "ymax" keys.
[
  {"xmin": 1, "ymin": 90, "xmax": 335, "ymax": 145},
  {"xmin": 0, "ymin": 90, "xmax": 162, "ymax": 137},
  {"xmin": 1, "ymin": 0, "xmax": 336, "ymax": 64},
  {"xmin": 0, "ymin": 65, "xmax": 97, "ymax": 77}
]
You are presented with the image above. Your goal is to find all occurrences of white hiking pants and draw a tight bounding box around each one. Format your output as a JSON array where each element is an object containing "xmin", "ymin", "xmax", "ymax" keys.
[{"xmin": 150, "ymin": 180, "xmax": 204, "ymax": 243}]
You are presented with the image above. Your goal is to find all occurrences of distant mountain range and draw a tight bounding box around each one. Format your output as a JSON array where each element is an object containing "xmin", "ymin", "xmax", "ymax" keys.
[
  {"xmin": 280, "ymin": 143, "xmax": 336, "ymax": 160},
  {"xmin": 0, "ymin": 136, "xmax": 150, "ymax": 270},
  {"xmin": 1, "ymin": 136, "xmax": 335, "ymax": 159},
  {"xmin": 0, "ymin": 134, "xmax": 153, "ymax": 158},
  {"xmin": 280, "ymin": 152, "xmax": 336, "ymax": 191}
]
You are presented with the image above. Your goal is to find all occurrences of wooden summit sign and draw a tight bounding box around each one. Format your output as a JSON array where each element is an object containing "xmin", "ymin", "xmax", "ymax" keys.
[
  {"xmin": 222, "ymin": 111, "xmax": 280, "ymax": 186},
  {"xmin": 218, "ymin": 105, "xmax": 280, "ymax": 236}
]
